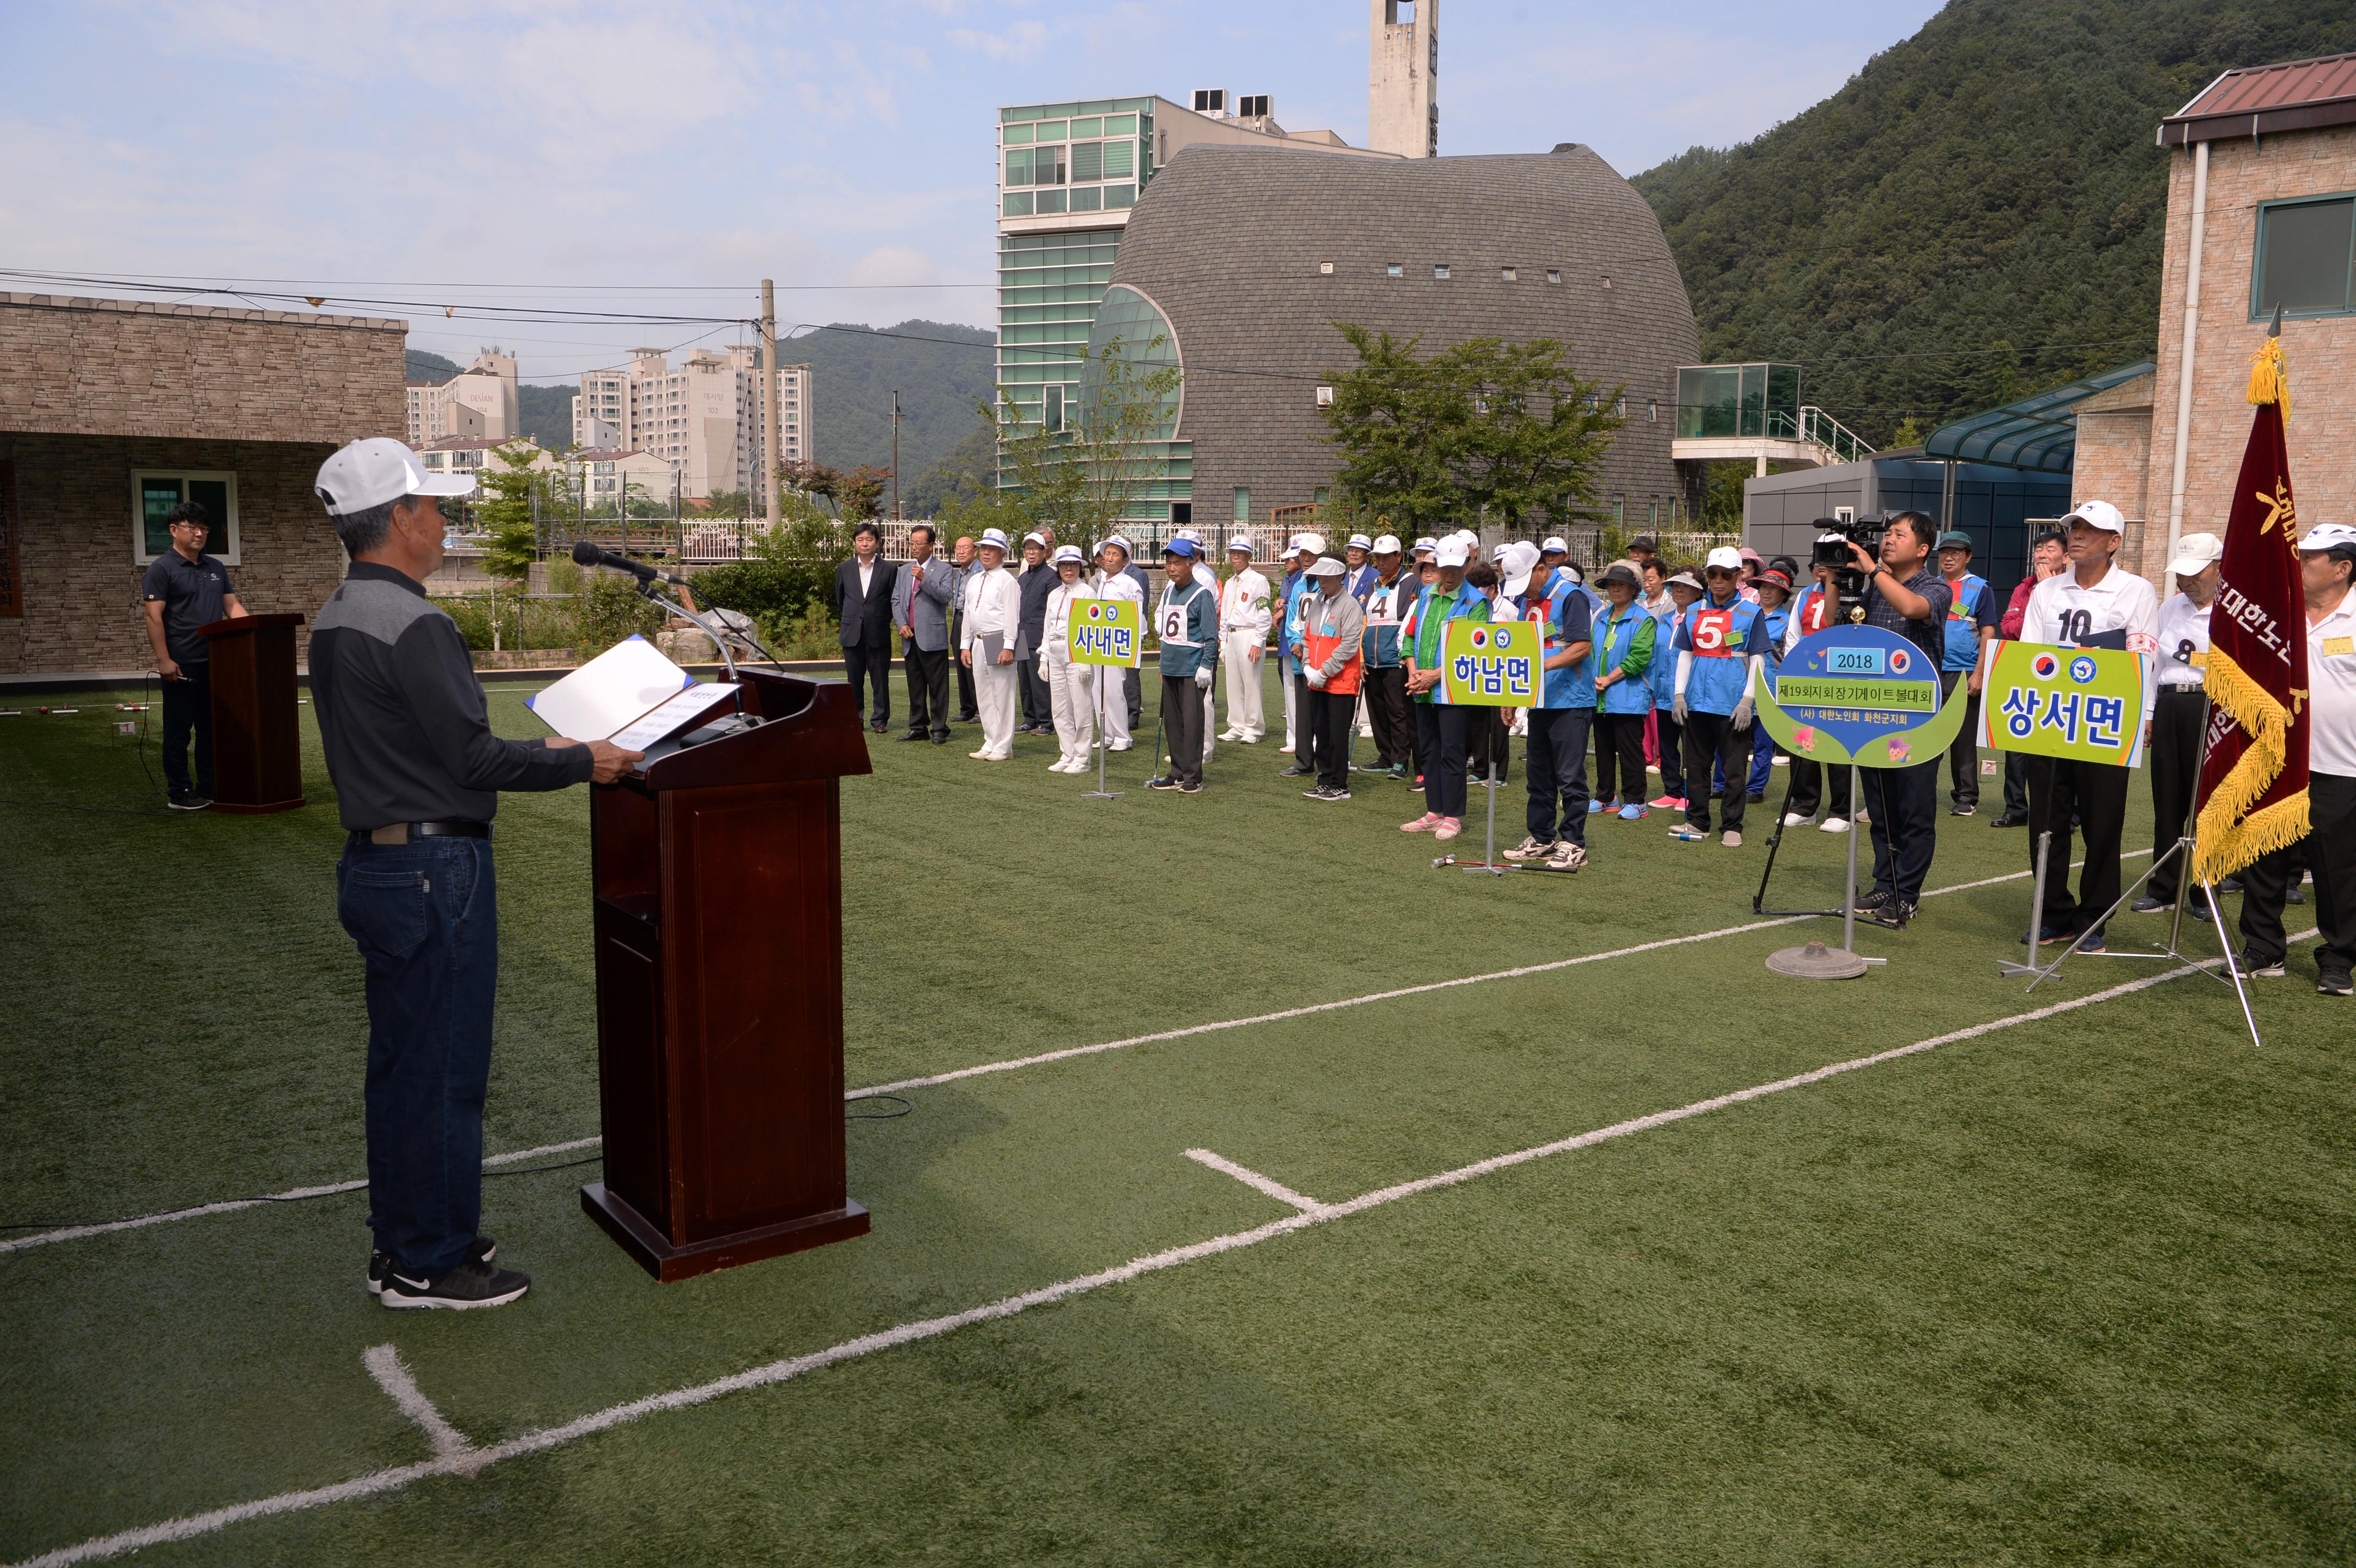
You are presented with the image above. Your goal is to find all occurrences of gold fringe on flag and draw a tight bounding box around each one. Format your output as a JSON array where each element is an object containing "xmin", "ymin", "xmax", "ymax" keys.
[
  {"xmin": 2247, "ymin": 337, "xmax": 2289, "ymax": 413},
  {"xmin": 2193, "ymin": 645, "xmax": 2309, "ymax": 883}
]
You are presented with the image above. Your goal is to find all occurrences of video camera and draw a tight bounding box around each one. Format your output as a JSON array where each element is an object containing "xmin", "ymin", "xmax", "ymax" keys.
[{"xmin": 1810, "ymin": 513, "xmax": 1888, "ymax": 620}]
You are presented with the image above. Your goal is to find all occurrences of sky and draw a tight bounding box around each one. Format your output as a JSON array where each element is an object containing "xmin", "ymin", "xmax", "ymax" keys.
[{"xmin": 0, "ymin": 0, "xmax": 1943, "ymax": 382}]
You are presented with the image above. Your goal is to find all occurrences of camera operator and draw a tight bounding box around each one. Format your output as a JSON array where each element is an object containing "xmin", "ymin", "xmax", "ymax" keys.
[
  {"xmin": 1844, "ymin": 511, "xmax": 1951, "ymax": 923},
  {"xmin": 2018, "ymin": 500, "xmax": 2160, "ymax": 953}
]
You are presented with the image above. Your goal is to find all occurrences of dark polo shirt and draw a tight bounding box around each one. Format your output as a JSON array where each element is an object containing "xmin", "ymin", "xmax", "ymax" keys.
[{"xmin": 140, "ymin": 550, "xmax": 234, "ymax": 665}]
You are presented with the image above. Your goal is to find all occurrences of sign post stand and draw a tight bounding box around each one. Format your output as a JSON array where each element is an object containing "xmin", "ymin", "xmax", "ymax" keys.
[
  {"xmin": 1068, "ymin": 597, "xmax": 1140, "ymax": 802},
  {"xmin": 1429, "ymin": 619, "xmax": 1541, "ymax": 877}
]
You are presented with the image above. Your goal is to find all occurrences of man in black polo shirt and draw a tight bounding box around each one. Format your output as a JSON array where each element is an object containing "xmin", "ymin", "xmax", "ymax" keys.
[
  {"xmin": 310, "ymin": 438, "xmax": 640, "ymax": 1310},
  {"xmin": 140, "ymin": 501, "xmax": 248, "ymax": 809},
  {"xmin": 1844, "ymin": 511, "xmax": 1952, "ymax": 924}
]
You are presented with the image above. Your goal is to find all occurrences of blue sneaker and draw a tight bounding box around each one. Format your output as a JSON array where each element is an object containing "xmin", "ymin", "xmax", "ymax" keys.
[
  {"xmin": 1588, "ymin": 798, "xmax": 1611, "ymax": 814},
  {"xmin": 1618, "ymin": 803, "xmax": 1647, "ymax": 821},
  {"xmin": 2076, "ymin": 931, "xmax": 2107, "ymax": 954}
]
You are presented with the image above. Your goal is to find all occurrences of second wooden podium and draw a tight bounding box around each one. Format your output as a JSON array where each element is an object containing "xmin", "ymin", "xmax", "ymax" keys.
[{"xmin": 580, "ymin": 669, "xmax": 874, "ymax": 1281}]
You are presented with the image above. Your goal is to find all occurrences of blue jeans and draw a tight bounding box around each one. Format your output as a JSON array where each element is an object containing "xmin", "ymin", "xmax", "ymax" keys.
[
  {"xmin": 337, "ymin": 834, "xmax": 498, "ymax": 1275},
  {"xmin": 160, "ymin": 661, "xmax": 213, "ymax": 796}
]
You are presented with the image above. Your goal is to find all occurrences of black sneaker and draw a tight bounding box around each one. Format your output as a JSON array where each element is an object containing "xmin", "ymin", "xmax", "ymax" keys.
[
  {"xmin": 1950, "ymin": 802, "xmax": 1976, "ymax": 817},
  {"xmin": 1854, "ymin": 889, "xmax": 1895, "ymax": 914},
  {"xmin": 1991, "ymin": 811, "xmax": 2028, "ymax": 828},
  {"xmin": 1149, "ymin": 776, "xmax": 1182, "ymax": 791},
  {"xmin": 2237, "ymin": 952, "xmax": 2286, "ymax": 979},
  {"xmin": 1893, "ymin": 898, "xmax": 1919, "ymax": 925},
  {"xmin": 2288, "ymin": 883, "xmax": 2307, "ymax": 905},
  {"xmin": 1317, "ymin": 786, "xmax": 1352, "ymax": 802},
  {"xmin": 2130, "ymin": 894, "xmax": 2168, "ymax": 913},
  {"xmin": 2320, "ymin": 969, "xmax": 2353, "ymax": 997},
  {"xmin": 167, "ymin": 792, "xmax": 212, "ymax": 811},
  {"xmin": 2219, "ymin": 875, "xmax": 2246, "ymax": 894},
  {"xmin": 380, "ymin": 1256, "xmax": 530, "ymax": 1311},
  {"xmin": 370, "ymin": 1236, "xmax": 496, "ymax": 1295},
  {"xmin": 1177, "ymin": 781, "xmax": 1202, "ymax": 794},
  {"xmin": 1278, "ymin": 764, "xmax": 1313, "ymax": 778}
]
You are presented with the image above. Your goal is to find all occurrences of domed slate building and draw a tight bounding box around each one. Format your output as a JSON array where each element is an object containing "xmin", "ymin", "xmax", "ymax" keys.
[{"xmin": 1092, "ymin": 142, "xmax": 1702, "ymax": 537}]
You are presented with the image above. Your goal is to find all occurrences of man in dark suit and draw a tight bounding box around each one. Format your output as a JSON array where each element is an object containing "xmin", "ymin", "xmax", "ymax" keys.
[
  {"xmin": 1014, "ymin": 531, "xmax": 1056, "ymax": 735},
  {"xmin": 835, "ymin": 521, "xmax": 898, "ymax": 733}
]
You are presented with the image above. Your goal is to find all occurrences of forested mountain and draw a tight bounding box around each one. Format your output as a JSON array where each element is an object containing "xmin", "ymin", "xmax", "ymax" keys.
[
  {"xmin": 1631, "ymin": 0, "xmax": 2356, "ymax": 445},
  {"xmin": 785, "ymin": 319, "xmax": 997, "ymax": 487}
]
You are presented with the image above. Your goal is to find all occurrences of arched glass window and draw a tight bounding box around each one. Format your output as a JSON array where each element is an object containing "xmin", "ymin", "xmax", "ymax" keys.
[{"xmin": 1081, "ymin": 285, "xmax": 1183, "ymax": 440}]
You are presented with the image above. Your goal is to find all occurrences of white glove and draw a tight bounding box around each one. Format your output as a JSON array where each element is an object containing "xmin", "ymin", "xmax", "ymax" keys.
[
  {"xmin": 1307, "ymin": 669, "xmax": 1328, "ymax": 690},
  {"xmin": 1672, "ymin": 695, "xmax": 1690, "ymax": 724},
  {"xmin": 1732, "ymin": 697, "xmax": 1754, "ymax": 731},
  {"xmin": 1194, "ymin": 665, "xmax": 1212, "ymax": 691}
]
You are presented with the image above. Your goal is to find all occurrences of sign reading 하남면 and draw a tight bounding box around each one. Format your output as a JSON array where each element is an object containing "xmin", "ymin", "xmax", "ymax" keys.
[
  {"xmin": 1441, "ymin": 619, "xmax": 1542, "ymax": 706},
  {"xmin": 1754, "ymin": 624, "xmax": 1972, "ymax": 768},
  {"xmin": 1974, "ymin": 641, "xmax": 2149, "ymax": 768},
  {"xmin": 1067, "ymin": 598, "xmax": 1142, "ymax": 667}
]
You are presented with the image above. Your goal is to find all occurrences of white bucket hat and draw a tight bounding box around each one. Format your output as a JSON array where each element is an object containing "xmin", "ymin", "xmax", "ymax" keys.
[{"xmin": 978, "ymin": 527, "xmax": 1011, "ymax": 553}]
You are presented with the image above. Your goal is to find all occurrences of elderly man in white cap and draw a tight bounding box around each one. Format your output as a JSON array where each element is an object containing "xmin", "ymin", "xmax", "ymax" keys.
[
  {"xmin": 308, "ymin": 439, "xmax": 639, "ymax": 1309},
  {"xmin": 960, "ymin": 527, "xmax": 1023, "ymax": 761},
  {"xmin": 2018, "ymin": 499, "xmax": 2158, "ymax": 949},
  {"xmin": 2237, "ymin": 522, "xmax": 2356, "ymax": 994},
  {"xmin": 1217, "ymin": 535, "xmax": 1271, "ymax": 742},
  {"xmin": 1362, "ymin": 534, "xmax": 1415, "ymax": 778},
  {"xmin": 1090, "ymin": 535, "xmax": 1146, "ymax": 752},
  {"xmin": 1278, "ymin": 534, "xmax": 1325, "ymax": 772},
  {"xmin": 2136, "ymin": 529, "xmax": 2223, "ymax": 917}
]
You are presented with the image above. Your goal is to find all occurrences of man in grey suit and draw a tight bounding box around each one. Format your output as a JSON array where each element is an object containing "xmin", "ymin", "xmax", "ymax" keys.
[{"xmin": 891, "ymin": 523, "xmax": 954, "ymax": 743}]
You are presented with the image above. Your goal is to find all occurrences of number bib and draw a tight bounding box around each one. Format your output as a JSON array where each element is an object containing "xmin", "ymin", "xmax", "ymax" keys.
[{"xmin": 1690, "ymin": 607, "xmax": 1738, "ymax": 657}]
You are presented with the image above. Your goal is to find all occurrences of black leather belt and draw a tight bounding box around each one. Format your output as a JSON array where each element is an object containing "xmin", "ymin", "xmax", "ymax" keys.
[
  {"xmin": 2156, "ymin": 684, "xmax": 2207, "ymax": 698},
  {"xmin": 366, "ymin": 819, "xmax": 493, "ymax": 845}
]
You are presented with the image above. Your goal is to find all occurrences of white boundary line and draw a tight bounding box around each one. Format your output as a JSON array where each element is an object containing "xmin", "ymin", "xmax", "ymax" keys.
[
  {"xmin": 1183, "ymin": 1149, "xmax": 1330, "ymax": 1214},
  {"xmin": 0, "ymin": 853, "xmax": 2148, "ymax": 1259},
  {"xmin": 0, "ymin": 1139, "xmax": 602, "ymax": 1257},
  {"xmin": 360, "ymin": 1346, "xmax": 474, "ymax": 1461},
  {"xmin": 12, "ymin": 949, "xmax": 2266, "ymax": 1568}
]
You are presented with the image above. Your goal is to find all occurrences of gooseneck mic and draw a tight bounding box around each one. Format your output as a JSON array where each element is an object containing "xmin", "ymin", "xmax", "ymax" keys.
[{"xmin": 570, "ymin": 539, "xmax": 680, "ymax": 584}]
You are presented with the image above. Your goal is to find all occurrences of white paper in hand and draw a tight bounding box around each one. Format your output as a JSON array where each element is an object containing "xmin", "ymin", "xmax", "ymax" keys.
[{"xmin": 525, "ymin": 635, "xmax": 693, "ymax": 741}]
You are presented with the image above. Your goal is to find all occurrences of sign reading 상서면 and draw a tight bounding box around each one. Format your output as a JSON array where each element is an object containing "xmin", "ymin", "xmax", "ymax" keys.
[
  {"xmin": 1440, "ymin": 618, "xmax": 1541, "ymax": 706},
  {"xmin": 1974, "ymin": 641, "xmax": 2149, "ymax": 768}
]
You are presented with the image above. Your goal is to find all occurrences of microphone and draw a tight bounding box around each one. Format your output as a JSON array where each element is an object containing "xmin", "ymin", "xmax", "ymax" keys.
[{"xmin": 571, "ymin": 540, "xmax": 676, "ymax": 584}]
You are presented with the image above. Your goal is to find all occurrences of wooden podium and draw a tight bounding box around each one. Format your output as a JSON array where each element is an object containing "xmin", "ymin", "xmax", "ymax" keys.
[
  {"xmin": 580, "ymin": 668, "xmax": 875, "ymax": 1281},
  {"xmin": 196, "ymin": 611, "xmax": 305, "ymax": 814}
]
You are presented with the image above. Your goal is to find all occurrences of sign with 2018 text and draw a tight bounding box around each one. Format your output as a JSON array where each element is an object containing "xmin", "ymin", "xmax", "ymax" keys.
[
  {"xmin": 1975, "ymin": 642, "xmax": 2148, "ymax": 767},
  {"xmin": 1067, "ymin": 598, "xmax": 1142, "ymax": 667},
  {"xmin": 1440, "ymin": 619, "xmax": 1541, "ymax": 706},
  {"xmin": 1754, "ymin": 625, "xmax": 1971, "ymax": 768}
]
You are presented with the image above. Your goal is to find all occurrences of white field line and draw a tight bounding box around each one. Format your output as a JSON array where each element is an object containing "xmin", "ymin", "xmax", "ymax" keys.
[
  {"xmin": 1183, "ymin": 1149, "xmax": 1330, "ymax": 1214},
  {"xmin": 0, "ymin": 854, "xmax": 2138, "ymax": 1259},
  {"xmin": 360, "ymin": 1346, "xmax": 473, "ymax": 1461},
  {"xmin": 0, "ymin": 1138, "xmax": 602, "ymax": 1257},
  {"xmin": 12, "ymin": 948, "xmax": 2269, "ymax": 1568}
]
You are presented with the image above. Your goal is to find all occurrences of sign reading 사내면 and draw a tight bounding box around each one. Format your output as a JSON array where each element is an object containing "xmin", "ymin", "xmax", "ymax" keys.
[
  {"xmin": 1440, "ymin": 619, "xmax": 1541, "ymax": 706},
  {"xmin": 1067, "ymin": 598, "xmax": 1142, "ymax": 667},
  {"xmin": 1974, "ymin": 642, "xmax": 2149, "ymax": 768}
]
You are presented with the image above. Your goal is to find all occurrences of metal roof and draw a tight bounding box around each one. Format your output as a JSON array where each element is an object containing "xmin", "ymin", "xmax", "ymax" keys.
[
  {"xmin": 2159, "ymin": 51, "xmax": 2356, "ymax": 146},
  {"xmin": 1921, "ymin": 360, "xmax": 2155, "ymax": 472}
]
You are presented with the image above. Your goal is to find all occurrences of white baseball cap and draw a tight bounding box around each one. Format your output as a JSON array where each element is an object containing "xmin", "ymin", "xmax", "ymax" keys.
[
  {"xmin": 1705, "ymin": 545, "xmax": 1745, "ymax": 572},
  {"xmin": 1541, "ymin": 536, "xmax": 1569, "ymax": 555},
  {"xmin": 1099, "ymin": 534, "xmax": 1133, "ymax": 557},
  {"xmin": 1434, "ymin": 538, "xmax": 1471, "ymax": 568},
  {"xmin": 1500, "ymin": 540, "xmax": 1542, "ymax": 596},
  {"xmin": 2059, "ymin": 499, "xmax": 2125, "ymax": 534},
  {"xmin": 1299, "ymin": 532, "xmax": 1327, "ymax": 555},
  {"xmin": 1022, "ymin": 531, "xmax": 1047, "ymax": 548},
  {"xmin": 1347, "ymin": 533, "xmax": 1372, "ymax": 551},
  {"xmin": 1491, "ymin": 541, "xmax": 1512, "ymax": 561},
  {"xmin": 2301, "ymin": 523, "xmax": 2356, "ymax": 554},
  {"xmin": 1372, "ymin": 534, "xmax": 1402, "ymax": 555},
  {"xmin": 315, "ymin": 437, "xmax": 474, "ymax": 515},
  {"xmin": 2167, "ymin": 532, "xmax": 2223, "ymax": 575}
]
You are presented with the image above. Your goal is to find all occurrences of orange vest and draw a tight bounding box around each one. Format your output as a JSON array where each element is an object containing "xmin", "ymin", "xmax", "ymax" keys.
[{"xmin": 1305, "ymin": 605, "xmax": 1364, "ymax": 696}]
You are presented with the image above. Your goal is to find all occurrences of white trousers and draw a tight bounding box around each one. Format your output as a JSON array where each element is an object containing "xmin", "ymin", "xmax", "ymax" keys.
[
  {"xmin": 1101, "ymin": 669, "xmax": 1132, "ymax": 745},
  {"xmin": 974, "ymin": 656, "xmax": 1018, "ymax": 759},
  {"xmin": 1221, "ymin": 631, "xmax": 1265, "ymax": 739},
  {"xmin": 1047, "ymin": 659, "xmax": 1095, "ymax": 760},
  {"xmin": 1201, "ymin": 678, "xmax": 1216, "ymax": 763},
  {"xmin": 1281, "ymin": 664, "xmax": 1298, "ymax": 748}
]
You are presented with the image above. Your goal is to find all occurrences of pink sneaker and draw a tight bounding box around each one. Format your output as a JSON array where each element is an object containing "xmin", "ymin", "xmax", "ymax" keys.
[
  {"xmin": 1401, "ymin": 812, "xmax": 1441, "ymax": 832},
  {"xmin": 1649, "ymin": 794, "xmax": 1686, "ymax": 810},
  {"xmin": 1433, "ymin": 817, "xmax": 1462, "ymax": 841}
]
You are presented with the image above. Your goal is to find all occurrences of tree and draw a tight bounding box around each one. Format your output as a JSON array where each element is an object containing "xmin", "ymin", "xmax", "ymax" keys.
[
  {"xmin": 785, "ymin": 460, "xmax": 892, "ymax": 521},
  {"xmin": 985, "ymin": 331, "xmax": 1184, "ymax": 555},
  {"xmin": 687, "ymin": 488, "xmax": 846, "ymax": 649},
  {"xmin": 475, "ymin": 442, "xmax": 553, "ymax": 585},
  {"xmin": 1320, "ymin": 325, "xmax": 1624, "ymax": 534}
]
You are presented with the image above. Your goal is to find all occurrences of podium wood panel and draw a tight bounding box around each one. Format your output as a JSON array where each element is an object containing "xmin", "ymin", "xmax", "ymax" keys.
[
  {"xmin": 197, "ymin": 612, "xmax": 305, "ymax": 814},
  {"xmin": 585, "ymin": 671, "xmax": 873, "ymax": 1281}
]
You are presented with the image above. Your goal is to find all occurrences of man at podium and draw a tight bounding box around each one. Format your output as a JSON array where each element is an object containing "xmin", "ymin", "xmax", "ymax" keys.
[
  {"xmin": 140, "ymin": 500, "xmax": 249, "ymax": 810},
  {"xmin": 309, "ymin": 438, "xmax": 640, "ymax": 1312}
]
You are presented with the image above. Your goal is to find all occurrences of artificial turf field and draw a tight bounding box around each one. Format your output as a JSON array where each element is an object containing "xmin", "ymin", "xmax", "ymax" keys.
[{"xmin": 2, "ymin": 666, "xmax": 2352, "ymax": 1567}]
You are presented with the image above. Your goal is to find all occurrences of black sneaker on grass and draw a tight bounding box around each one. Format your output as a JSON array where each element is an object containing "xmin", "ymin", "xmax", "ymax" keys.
[
  {"xmin": 167, "ymin": 792, "xmax": 212, "ymax": 811},
  {"xmin": 1893, "ymin": 898, "xmax": 1919, "ymax": 925},
  {"xmin": 2318, "ymin": 968, "xmax": 2352, "ymax": 996},
  {"xmin": 370, "ymin": 1236, "xmax": 496, "ymax": 1295},
  {"xmin": 1854, "ymin": 889, "xmax": 1895, "ymax": 914},
  {"xmin": 381, "ymin": 1256, "xmax": 531, "ymax": 1311},
  {"xmin": 2238, "ymin": 952, "xmax": 2286, "ymax": 979}
]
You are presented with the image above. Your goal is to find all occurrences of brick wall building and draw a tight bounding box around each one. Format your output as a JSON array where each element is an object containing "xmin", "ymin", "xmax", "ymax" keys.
[
  {"xmin": 0, "ymin": 294, "xmax": 405, "ymax": 679},
  {"xmin": 2144, "ymin": 58, "xmax": 2356, "ymax": 592}
]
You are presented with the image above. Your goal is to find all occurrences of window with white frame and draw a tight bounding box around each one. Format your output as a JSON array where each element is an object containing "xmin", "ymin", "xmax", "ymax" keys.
[{"xmin": 131, "ymin": 471, "xmax": 239, "ymax": 565}]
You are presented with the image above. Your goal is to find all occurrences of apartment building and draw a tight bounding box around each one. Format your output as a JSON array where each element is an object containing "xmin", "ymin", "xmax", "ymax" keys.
[
  {"xmin": 405, "ymin": 348, "xmax": 519, "ymax": 445},
  {"xmin": 571, "ymin": 347, "xmax": 810, "ymax": 503}
]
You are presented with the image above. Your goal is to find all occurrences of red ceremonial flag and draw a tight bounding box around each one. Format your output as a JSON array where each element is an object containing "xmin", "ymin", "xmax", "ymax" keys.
[{"xmin": 2193, "ymin": 334, "xmax": 2310, "ymax": 884}]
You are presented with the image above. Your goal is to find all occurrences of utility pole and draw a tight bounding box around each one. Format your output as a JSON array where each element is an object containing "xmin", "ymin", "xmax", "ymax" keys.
[
  {"xmin": 761, "ymin": 279, "xmax": 782, "ymax": 531},
  {"xmin": 891, "ymin": 389, "xmax": 902, "ymax": 520}
]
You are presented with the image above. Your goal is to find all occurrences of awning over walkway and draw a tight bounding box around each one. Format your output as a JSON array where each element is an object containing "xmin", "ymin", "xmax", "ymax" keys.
[{"xmin": 1921, "ymin": 360, "xmax": 2155, "ymax": 472}]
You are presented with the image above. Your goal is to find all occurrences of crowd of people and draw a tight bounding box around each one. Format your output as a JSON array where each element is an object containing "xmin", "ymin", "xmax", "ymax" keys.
[{"xmin": 832, "ymin": 506, "xmax": 2353, "ymax": 993}]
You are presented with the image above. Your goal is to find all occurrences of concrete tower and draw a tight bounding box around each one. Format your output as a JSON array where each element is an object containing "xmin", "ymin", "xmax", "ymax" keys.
[{"xmin": 1368, "ymin": 0, "xmax": 1436, "ymax": 158}]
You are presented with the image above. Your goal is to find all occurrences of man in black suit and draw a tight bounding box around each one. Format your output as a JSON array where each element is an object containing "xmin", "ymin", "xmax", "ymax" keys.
[{"xmin": 835, "ymin": 521, "xmax": 898, "ymax": 733}]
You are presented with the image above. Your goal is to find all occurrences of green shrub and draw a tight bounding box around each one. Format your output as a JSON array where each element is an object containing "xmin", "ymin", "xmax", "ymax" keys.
[{"xmin": 574, "ymin": 573, "xmax": 666, "ymax": 656}]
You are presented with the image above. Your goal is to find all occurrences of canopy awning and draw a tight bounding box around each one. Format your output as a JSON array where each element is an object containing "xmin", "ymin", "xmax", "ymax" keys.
[{"xmin": 1921, "ymin": 360, "xmax": 2155, "ymax": 472}]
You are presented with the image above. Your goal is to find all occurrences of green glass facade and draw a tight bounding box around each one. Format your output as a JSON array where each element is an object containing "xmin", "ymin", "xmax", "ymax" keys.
[{"xmin": 996, "ymin": 95, "xmax": 1190, "ymax": 522}]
